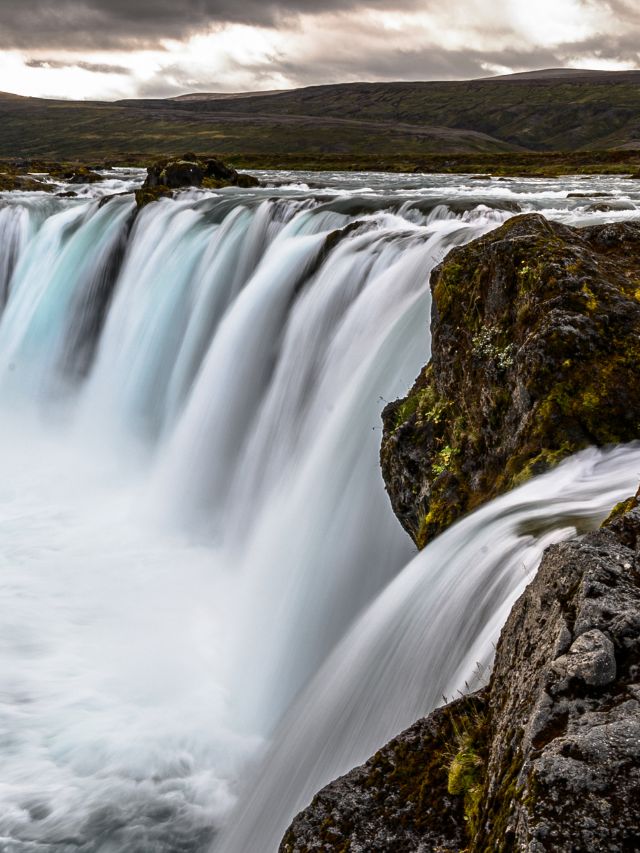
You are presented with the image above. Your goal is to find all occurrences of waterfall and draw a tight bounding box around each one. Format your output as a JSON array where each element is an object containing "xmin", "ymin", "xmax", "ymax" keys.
[
  {"xmin": 0, "ymin": 173, "xmax": 638, "ymax": 852},
  {"xmin": 216, "ymin": 443, "xmax": 640, "ymax": 852}
]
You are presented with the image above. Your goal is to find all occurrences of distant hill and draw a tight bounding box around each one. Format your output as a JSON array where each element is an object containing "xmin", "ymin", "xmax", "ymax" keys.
[
  {"xmin": 168, "ymin": 89, "xmax": 287, "ymax": 102},
  {"xmin": 485, "ymin": 67, "xmax": 640, "ymax": 82},
  {"xmin": 143, "ymin": 72, "xmax": 640, "ymax": 151},
  {"xmin": 1, "ymin": 70, "xmax": 640, "ymax": 164}
]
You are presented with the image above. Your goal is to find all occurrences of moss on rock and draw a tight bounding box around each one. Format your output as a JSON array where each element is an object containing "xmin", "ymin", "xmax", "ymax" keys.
[
  {"xmin": 381, "ymin": 214, "xmax": 640, "ymax": 547},
  {"xmin": 279, "ymin": 693, "xmax": 488, "ymax": 853},
  {"xmin": 138, "ymin": 152, "xmax": 260, "ymax": 206}
]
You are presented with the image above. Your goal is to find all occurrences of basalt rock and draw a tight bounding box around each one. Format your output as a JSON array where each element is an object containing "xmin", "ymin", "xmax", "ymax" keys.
[
  {"xmin": 281, "ymin": 502, "xmax": 640, "ymax": 852},
  {"xmin": 381, "ymin": 214, "xmax": 640, "ymax": 548},
  {"xmin": 138, "ymin": 153, "xmax": 259, "ymax": 207}
]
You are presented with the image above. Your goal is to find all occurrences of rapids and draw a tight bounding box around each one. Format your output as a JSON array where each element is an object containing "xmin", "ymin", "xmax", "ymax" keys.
[{"xmin": 0, "ymin": 169, "xmax": 638, "ymax": 852}]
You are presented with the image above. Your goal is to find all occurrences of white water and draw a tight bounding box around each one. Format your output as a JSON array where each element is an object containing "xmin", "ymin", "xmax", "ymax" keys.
[{"xmin": 0, "ymin": 171, "xmax": 638, "ymax": 852}]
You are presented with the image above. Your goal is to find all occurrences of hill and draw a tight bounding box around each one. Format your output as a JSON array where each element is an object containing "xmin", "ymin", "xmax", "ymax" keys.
[
  {"xmin": 2, "ymin": 70, "xmax": 640, "ymax": 168},
  {"xmin": 140, "ymin": 73, "xmax": 640, "ymax": 151}
]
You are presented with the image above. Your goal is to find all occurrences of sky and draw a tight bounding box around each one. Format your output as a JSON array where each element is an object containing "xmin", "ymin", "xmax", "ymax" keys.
[{"xmin": 0, "ymin": 0, "xmax": 638, "ymax": 100}]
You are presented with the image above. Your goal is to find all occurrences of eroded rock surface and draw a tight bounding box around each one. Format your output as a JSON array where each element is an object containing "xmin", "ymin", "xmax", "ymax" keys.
[
  {"xmin": 279, "ymin": 695, "xmax": 486, "ymax": 853},
  {"xmin": 280, "ymin": 505, "xmax": 640, "ymax": 852},
  {"xmin": 381, "ymin": 214, "xmax": 640, "ymax": 547}
]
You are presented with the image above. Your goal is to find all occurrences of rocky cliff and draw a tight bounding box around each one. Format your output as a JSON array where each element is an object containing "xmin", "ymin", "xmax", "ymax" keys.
[
  {"xmin": 280, "ymin": 501, "xmax": 640, "ymax": 852},
  {"xmin": 381, "ymin": 214, "xmax": 640, "ymax": 548},
  {"xmin": 280, "ymin": 214, "xmax": 640, "ymax": 852}
]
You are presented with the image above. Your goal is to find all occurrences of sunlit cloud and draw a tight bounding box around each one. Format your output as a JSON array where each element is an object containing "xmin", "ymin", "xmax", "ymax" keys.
[{"xmin": 0, "ymin": 0, "xmax": 638, "ymax": 100}]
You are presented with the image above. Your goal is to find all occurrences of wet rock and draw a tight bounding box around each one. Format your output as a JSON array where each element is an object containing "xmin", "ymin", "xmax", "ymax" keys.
[
  {"xmin": 139, "ymin": 153, "xmax": 259, "ymax": 205},
  {"xmin": 279, "ymin": 695, "xmax": 484, "ymax": 853},
  {"xmin": 585, "ymin": 200, "xmax": 636, "ymax": 212},
  {"xmin": 282, "ymin": 504, "xmax": 640, "ymax": 852},
  {"xmin": 380, "ymin": 214, "xmax": 640, "ymax": 547}
]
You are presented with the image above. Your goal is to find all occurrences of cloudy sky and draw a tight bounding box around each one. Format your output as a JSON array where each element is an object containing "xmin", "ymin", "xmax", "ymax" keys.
[{"xmin": 0, "ymin": 0, "xmax": 638, "ymax": 100}]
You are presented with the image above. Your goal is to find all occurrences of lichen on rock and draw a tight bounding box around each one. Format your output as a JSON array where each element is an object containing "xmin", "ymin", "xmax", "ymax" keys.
[{"xmin": 381, "ymin": 214, "xmax": 640, "ymax": 548}]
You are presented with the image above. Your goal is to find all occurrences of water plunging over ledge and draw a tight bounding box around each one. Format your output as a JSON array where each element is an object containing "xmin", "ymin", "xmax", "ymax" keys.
[{"xmin": 0, "ymin": 170, "xmax": 639, "ymax": 852}]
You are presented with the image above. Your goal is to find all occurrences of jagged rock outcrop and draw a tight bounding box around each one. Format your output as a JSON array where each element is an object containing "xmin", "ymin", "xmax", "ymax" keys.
[
  {"xmin": 135, "ymin": 153, "xmax": 260, "ymax": 207},
  {"xmin": 381, "ymin": 214, "xmax": 640, "ymax": 548},
  {"xmin": 280, "ymin": 694, "xmax": 486, "ymax": 853},
  {"xmin": 280, "ymin": 501, "xmax": 640, "ymax": 852}
]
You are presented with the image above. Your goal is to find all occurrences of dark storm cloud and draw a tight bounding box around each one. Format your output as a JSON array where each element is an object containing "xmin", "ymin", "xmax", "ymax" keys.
[
  {"xmin": 133, "ymin": 42, "xmax": 566, "ymax": 99},
  {"xmin": 0, "ymin": 0, "xmax": 424, "ymax": 49},
  {"xmin": 25, "ymin": 58, "xmax": 130, "ymax": 74},
  {"xmin": 267, "ymin": 46, "xmax": 565, "ymax": 87}
]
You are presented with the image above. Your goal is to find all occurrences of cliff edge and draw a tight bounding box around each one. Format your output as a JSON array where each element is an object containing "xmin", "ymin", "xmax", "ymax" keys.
[
  {"xmin": 281, "ymin": 214, "xmax": 640, "ymax": 852},
  {"xmin": 381, "ymin": 214, "xmax": 640, "ymax": 548},
  {"xmin": 280, "ymin": 500, "xmax": 640, "ymax": 852}
]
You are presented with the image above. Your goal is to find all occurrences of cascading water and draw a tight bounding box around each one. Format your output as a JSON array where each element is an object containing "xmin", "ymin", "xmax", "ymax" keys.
[{"xmin": 0, "ymin": 170, "xmax": 638, "ymax": 852}]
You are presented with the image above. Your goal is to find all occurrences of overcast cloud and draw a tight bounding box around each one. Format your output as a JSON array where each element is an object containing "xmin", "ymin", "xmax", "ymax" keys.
[{"xmin": 0, "ymin": 0, "xmax": 638, "ymax": 100}]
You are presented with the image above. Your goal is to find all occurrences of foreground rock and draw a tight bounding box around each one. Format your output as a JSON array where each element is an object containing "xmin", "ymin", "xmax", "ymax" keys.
[
  {"xmin": 135, "ymin": 153, "xmax": 259, "ymax": 207},
  {"xmin": 280, "ymin": 694, "xmax": 485, "ymax": 853},
  {"xmin": 381, "ymin": 214, "xmax": 640, "ymax": 547},
  {"xmin": 280, "ymin": 501, "xmax": 640, "ymax": 852}
]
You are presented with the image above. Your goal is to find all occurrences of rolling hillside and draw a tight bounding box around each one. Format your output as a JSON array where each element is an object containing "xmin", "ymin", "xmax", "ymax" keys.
[
  {"xmin": 2, "ymin": 70, "xmax": 640, "ymax": 166},
  {"xmin": 132, "ymin": 72, "xmax": 640, "ymax": 152}
]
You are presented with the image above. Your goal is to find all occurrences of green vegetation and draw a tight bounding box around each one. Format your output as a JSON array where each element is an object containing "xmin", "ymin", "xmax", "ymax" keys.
[
  {"xmin": 601, "ymin": 488, "xmax": 640, "ymax": 527},
  {"xmin": 446, "ymin": 704, "xmax": 489, "ymax": 841},
  {"xmin": 167, "ymin": 77, "xmax": 640, "ymax": 152},
  {"xmin": 382, "ymin": 214, "xmax": 640, "ymax": 548},
  {"xmin": 3, "ymin": 74, "xmax": 640, "ymax": 169}
]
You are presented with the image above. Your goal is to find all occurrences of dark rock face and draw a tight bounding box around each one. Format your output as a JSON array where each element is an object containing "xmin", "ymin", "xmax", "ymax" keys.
[
  {"xmin": 138, "ymin": 153, "xmax": 259, "ymax": 206},
  {"xmin": 281, "ymin": 505, "xmax": 640, "ymax": 852},
  {"xmin": 476, "ymin": 507, "xmax": 640, "ymax": 852},
  {"xmin": 381, "ymin": 214, "xmax": 640, "ymax": 548},
  {"xmin": 279, "ymin": 694, "xmax": 486, "ymax": 853}
]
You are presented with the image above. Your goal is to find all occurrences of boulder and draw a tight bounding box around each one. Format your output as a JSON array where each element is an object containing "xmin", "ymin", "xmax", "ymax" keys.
[
  {"xmin": 381, "ymin": 214, "xmax": 640, "ymax": 547},
  {"xmin": 140, "ymin": 153, "xmax": 259, "ymax": 203}
]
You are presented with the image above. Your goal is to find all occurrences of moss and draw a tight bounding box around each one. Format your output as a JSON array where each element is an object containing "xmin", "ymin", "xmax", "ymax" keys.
[
  {"xmin": 381, "ymin": 215, "xmax": 640, "ymax": 548},
  {"xmin": 201, "ymin": 176, "xmax": 228, "ymax": 189},
  {"xmin": 473, "ymin": 746, "xmax": 524, "ymax": 852},
  {"xmin": 601, "ymin": 491, "xmax": 640, "ymax": 527},
  {"xmin": 134, "ymin": 184, "xmax": 174, "ymax": 208},
  {"xmin": 442, "ymin": 702, "xmax": 490, "ymax": 846}
]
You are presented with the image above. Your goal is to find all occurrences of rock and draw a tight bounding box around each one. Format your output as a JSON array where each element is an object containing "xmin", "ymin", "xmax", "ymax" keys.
[
  {"xmin": 476, "ymin": 507, "xmax": 640, "ymax": 851},
  {"xmin": 0, "ymin": 171, "xmax": 54, "ymax": 193},
  {"xmin": 140, "ymin": 153, "xmax": 259, "ymax": 203},
  {"xmin": 552, "ymin": 629, "xmax": 616, "ymax": 688},
  {"xmin": 585, "ymin": 201, "xmax": 636, "ymax": 212},
  {"xmin": 145, "ymin": 158, "xmax": 204, "ymax": 189},
  {"xmin": 279, "ymin": 694, "xmax": 486, "ymax": 853},
  {"xmin": 0, "ymin": 161, "xmax": 106, "ymax": 192},
  {"xmin": 65, "ymin": 167, "xmax": 104, "ymax": 184},
  {"xmin": 381, "ymin": 214, "xmax": 640, "ymax": 547},
  {"xmin": 281, "ymin": 504, "xmax": 640, "ymax": 852},
  {"xmin": 134, "ymin": 184, "xmax": 174, "ymax": 209}
]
